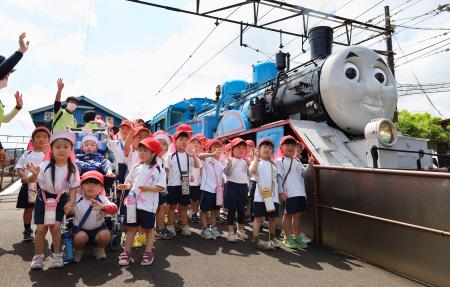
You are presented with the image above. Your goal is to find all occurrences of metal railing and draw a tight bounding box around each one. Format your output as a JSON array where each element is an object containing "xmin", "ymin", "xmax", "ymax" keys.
[
  {"xmin": 0, "ymin": 148, "xmax": 24, "ymax": 191},
  {"xmin": 303, "ymin": 165, "xmax": 450, "ymax": 287}
]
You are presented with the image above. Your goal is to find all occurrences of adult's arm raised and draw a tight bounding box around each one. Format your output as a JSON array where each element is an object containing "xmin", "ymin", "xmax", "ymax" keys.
[{"xmin": 0, "ymin": 33, "xmax": 29, "ymax": 80}]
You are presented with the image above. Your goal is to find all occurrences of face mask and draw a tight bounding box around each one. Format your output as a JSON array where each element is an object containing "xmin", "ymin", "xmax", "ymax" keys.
[
  {"xmin": 66, "ymin": 102, "xmax": 77, "ymax": 112},
  {"xmin": 0, "ymin": 78, "xmax": 7, "ymax": 89}
]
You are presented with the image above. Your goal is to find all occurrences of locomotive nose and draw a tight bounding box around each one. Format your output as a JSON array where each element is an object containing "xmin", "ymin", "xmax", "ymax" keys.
[{"xmin": 360, "ymin": 81, "xmax": 384, "ymax": 112}]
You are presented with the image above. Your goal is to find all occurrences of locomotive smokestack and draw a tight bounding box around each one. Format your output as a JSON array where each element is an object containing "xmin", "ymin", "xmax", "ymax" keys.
[{"xmin": 308, "ymin": 26, "xmax": 333, "ymax": 59}]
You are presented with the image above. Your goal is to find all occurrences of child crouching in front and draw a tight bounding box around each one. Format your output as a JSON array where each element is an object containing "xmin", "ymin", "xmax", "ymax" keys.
[
  {"xmin": 250, "ymin": 138, "xmax": 281, "ymax": 250},
  {"xmin": 117, "ymin": 137, "xmax": 166, "ymax": 266},
  {"xmin": 65, "ymin": 171, "xmax": 118, "ymax": 262}
]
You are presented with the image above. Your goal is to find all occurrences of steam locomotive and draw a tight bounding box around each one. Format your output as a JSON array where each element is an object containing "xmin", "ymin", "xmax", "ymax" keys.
[{"xmin": 150, "ymin": 26, "xmax": 432, "ymax": 169}]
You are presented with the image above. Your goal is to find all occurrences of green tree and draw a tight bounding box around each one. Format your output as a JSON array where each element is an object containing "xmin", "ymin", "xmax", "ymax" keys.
[{"xmin": 396, "ymin": 110, "xmax": 448, "ymax": 142}]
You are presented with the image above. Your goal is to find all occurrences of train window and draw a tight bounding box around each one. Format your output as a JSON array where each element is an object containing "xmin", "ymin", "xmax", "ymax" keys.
[
  {"xmin": 170, "ymin": 111, "xmax": 183, "ymax": 126},
  {"xmin": 155, "ymin": 118, "xmax": 165, "ymax": 131}
]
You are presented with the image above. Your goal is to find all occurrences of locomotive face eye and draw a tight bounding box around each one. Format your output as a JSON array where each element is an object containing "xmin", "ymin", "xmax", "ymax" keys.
[
  {"xmin": 373, "ymin": 68, "xmax": 387, "ymax": 85},
  {"xmin": 344, "ymin": 62, "xmax": 360, "ymax": 82}
]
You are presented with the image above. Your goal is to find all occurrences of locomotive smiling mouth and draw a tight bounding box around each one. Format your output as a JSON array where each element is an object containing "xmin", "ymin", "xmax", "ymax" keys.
[{"xmin": 362, "ymin": 103, "xmax": 383, "ymax": 112}]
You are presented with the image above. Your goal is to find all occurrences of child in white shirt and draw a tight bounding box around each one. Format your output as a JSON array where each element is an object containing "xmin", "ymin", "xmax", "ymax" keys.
[
  {"xmin": 27, "ymin": 131, "xmax": 80, "ymax": 270},
  {"xmin": 276, "ymin": 135, "xmax": 314, "ymax": 249},
  {"xmin": 16, "ymin": 126, "xmax": 50, "ymax": 242},
  {"xmin": 198, "ymin": 139, "xmax": 224, "ymax": 239},
  {"xmin": 165, "ymin": 124, "xmax": 200, "ymax": 237},
  {"xmin": 70, "ymin": 171, "xmax": 118, "ymax": 262},
  {"xmin": 250, "ymin": 138, "xmax": 281, "ymax": 250},
  {"xmin": 117, "ymin": 137, "xmax": 166, "ymax": 266},
  {"xmin": 223, "ymin": 137, "xmax": 249, "ymax": 242}
]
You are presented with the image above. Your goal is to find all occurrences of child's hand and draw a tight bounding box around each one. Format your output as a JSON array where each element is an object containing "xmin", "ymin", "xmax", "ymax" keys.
[
  {"xmin": 64, "ymin": 202, "xmax": 74, "ymax": 215},
  {"xmin": 15, "ymin": 91, "xmax": 23, "ymax": 109},
  {"xmin": 57, "ymin": 78, "xmax": 64, "ymax": 91},
  {"xmin": 279, "ymin": 192, "xmax": 287, "ymax": 202},
  {"xmin": 138, "ymin": 185, "xmax": 152, "ymax": 192},
  {"xmin": 308, "ymin": 154, "xmax": 314, "ymax": 167},
  {"xmin": 186, "ymin": 146, "xmax": 195, "ymax": 157},
  {"xmin": 254, "ymin": 149, "xmax": 259, "ymax": 159},
  {"xmin": 213, "ymin": 149, "xmax": 222, "ymax": 158},
  {"xmin": 91, "ymin": 199, "xmax": 104, "ymax": 211},
  {"xmin": 105, "ymin": 171, "xmax": 116, "ymax": 178},
  {"xmin": 26, "ymin": 163, "xmax": 40, "ymax": 176},
  {"xmin": 117, "ymin": 183, "xmax": 129, "ymax": 190},
  {"xmin": 18, "ymin": 32, "xmax": 29, "ymax": 54},
  {"xmin": 226, "ymin": 156, "xmax": 232, "ymax": 166},
  {"xmin": 20, "ymin": 176, "xmax": 28, "ymax": 184}
]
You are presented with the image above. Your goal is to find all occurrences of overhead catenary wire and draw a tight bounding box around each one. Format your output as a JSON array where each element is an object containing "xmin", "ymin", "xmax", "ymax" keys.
[
  {"xmin": 393, "ymin": 35, "xmax": 443, "ymax": 116},
  {"xmin": 166, "ymin": 2, "xmax": 285, "ymax": 96}
]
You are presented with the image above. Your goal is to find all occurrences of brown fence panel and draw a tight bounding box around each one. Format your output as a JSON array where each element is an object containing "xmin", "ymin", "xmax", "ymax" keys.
[{"xmin": 302, "ymin": 166, "xmax": 450, "ymax": 287}]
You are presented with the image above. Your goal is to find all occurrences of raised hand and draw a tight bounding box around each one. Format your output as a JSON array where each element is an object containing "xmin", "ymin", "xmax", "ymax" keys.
[
  {"xmin": 117, "ymin": 183, "xmax": 130, "ymax": 190},
  {"xmin": 105, "ymin": 171, "xmax": 116, "ymax": 178},
  {"xmin": 308, "ymin": 154, "xmax": 315, "ymax": 167},
  {"xmin": 226, "ymin": 155, "xmax": 233, "ymax": 166},
  {"xmin": 15, "ymin": 91, "xmax": 23, "ymax": 109},
  {"xmin": 18, "ymin": 32, "xmax": 30, "ymax": 54},
  {"xmin": 57, "ymin": 78, "xmax": 64, "ymax": 91},
  {"xmin": 91, "ymin": 199, "xmax": 104, "ymax": 211},
  {"xmin": 26, "ymin": 163, "xmax": 40, "ymax": 176}
]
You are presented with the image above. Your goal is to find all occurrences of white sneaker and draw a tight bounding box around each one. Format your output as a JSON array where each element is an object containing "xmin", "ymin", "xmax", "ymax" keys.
[
  {"xmin": 227, "ymin": 232, "xmax": 236, "ymax": 242},
  {"xmin": 300, "ymin": 233, "xmax": 312, "ymax": 244},
  {"xmin": 51, "ymin": 253, "xmax": 64, "ymax": 268},
  {"xmin": 270, "ymin": 238, "xmax": 282, "ymax": 249},
  {"xmin": 236, "ymin": 229, "xmax": 248, "ymax": 240},
  {"xmin": 31, "ymin": 254, "xmax": 45, "ymax": 270},
  {"xmin": 74, "ymin": 250, "xmax": 84, "ymax": 263},
  {"xmin": 181, "ymin": 225, "xmax": 192, "ymax": 237},
  {"xmin": 94, "ymin": 247, "xmax": 107, "ymax": 260}
]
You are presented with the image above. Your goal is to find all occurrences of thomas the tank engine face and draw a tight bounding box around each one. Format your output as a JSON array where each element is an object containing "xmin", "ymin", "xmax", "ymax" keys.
[{"xmin": 320, "ymin": 46, "xmax": 398, "ymax": 135}]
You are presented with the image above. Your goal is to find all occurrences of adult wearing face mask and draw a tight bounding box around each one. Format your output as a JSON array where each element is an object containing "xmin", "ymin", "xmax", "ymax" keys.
[
  {"xmin": 52, "ymin": 78, "xmax": 79, "ymax": 132},
  {"xmin": 0, "ymin": 32, "xmax": 29, "ymax": 162}
]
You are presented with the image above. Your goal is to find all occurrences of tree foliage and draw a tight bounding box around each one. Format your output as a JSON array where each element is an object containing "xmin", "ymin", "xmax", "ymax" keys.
[{"xmin": 396, "ymin": 110, "xmax": 449, "ymax": 142}]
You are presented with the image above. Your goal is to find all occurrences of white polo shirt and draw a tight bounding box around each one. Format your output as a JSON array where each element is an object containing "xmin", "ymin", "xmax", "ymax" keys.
[
  {"xmin": 200, "ymin": 158, "xmax": 224, "ymax": 194},
  {"xmin": 254, "ymin": 159, "xmax": 279, "ymax": 203},
  {"xmin": 16, "ymin": 150, "xmax": 46, "ymax": 177},
  {"xmin": 37, "ymin": 160, "xmax": 80, "ymax": 195},
  {"xmin": 126, "ymin": 149, "xmax": 140, "ymax": 172},
  {"xmin": 276, "ymin": 157, "xmax": 307, "ymax": 198},
  {"xmin": 225, "ymin": 158, "xmax": 249, "ymax": 184},
  {"xmin": 74, "ymin": 194, "xmax": 113, "ymax": 230},
  {"xmin": 165, "ymin": 151, "xmax": 194, "ymax": 186},
  {"xmin": 125, "ymin": 163, "xmax": 166, "ymax": 213}
]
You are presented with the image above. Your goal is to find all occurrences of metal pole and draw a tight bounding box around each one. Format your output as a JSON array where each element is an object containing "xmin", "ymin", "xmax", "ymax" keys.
[{"xmin": 384, "ymin": 6, "xmax": 395, "ymax": 78}]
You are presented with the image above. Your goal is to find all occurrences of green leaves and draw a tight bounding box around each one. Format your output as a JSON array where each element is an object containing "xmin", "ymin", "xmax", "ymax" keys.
[{"xmin": 396, "ymin": 110, "xmax": 448, "ymax": 142}]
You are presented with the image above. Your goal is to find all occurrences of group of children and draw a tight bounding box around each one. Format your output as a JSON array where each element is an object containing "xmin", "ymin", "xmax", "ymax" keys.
[{"xmin": 16, "ymin": 115, "xmax": 313, "ymax": 269}]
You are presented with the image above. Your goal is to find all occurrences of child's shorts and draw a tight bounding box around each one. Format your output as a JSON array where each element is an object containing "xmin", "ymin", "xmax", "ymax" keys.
[
  {"xmin": 124, "ymin": 208, "xmax": 156, "ymax": 229},
  {"xmin": 75, "ymin": 224, "xmax": 109, "ymax": 244},
  {"xmin": 159, "ymin": 192, "xmax": 169, "ymax": 206},
  {"xmin": 224, "ymin": 182, "xmax": 248, "ymax": 211},
  {"xmin": 253, "ymin": 202, "xmax": 280, "ymax": 218},
  {"xmin": 200, "ymin": 190, "xmax": 220, "ymax": 212},
  {"xmin": 16, "ymin": 183, "xmax": 36, "ymax": 209},
  {"xmin": 284, "ymin": 196, "xmax": 308, "ymax": 214},
  {"xmin": 34, "ymin": 191, "xmax": 68, "ymax": 225},
  {"xmin": 189, "ymin": 185, "xmax": 202, "ymax": 201},
  {"xmin": 167, "ymin": 186, "xmax": 190, "ymax": 206}
]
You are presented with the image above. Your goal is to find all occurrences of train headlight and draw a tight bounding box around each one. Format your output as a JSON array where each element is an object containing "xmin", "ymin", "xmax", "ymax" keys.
[{"xmin": 364, "ymin": 118, "xmax": 397, "ymax": 147}]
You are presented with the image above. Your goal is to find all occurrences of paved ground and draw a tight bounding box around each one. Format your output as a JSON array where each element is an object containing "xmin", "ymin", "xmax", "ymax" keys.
[{"xmin": 0, "ymin": 186, "xmax": 422, "ymax": 287}]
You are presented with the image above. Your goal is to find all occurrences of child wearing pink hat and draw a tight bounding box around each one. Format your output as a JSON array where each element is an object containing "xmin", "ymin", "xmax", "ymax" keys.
[{"xmin": 27, "ymin": 131, "xmax": 81, "ymax": 270}]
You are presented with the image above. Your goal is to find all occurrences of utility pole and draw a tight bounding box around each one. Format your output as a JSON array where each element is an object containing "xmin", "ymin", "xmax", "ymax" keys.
[{"xmin": 385, "ymin": 6, "xmax": 395, "ymax": 78}]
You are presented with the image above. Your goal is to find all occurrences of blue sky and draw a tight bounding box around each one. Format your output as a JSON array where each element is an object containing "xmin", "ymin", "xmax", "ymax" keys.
[{"xmin": 0, "ymin": 0, "xmax": 449, "ymax": 141}]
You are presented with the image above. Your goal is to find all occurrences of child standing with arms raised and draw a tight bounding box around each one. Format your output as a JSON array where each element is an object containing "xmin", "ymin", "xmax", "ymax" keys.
[
  {"xmin": 27, "ymin": 131, "xmax": 81, "ymax": 269},
  {"xmin": 117, "ymin": 137, "xmax": 166, "ymax": 266},
  {"xmin": 16, "ymin": 126, "xmax": 50, "ymax": 242},
  {"xmin": 250, "ymin": 138, "xmax": 281, "ymax": 250},
  {"xmin": 223, "ymin": 138, "xmax": 249, "ymax": 242},
  {"xmin": 165, "ymin": 124, "xmax": 200, "ymax": 237},
  {"xmin": 276, "ymin": 135, "xmax": 314, "ymax": 249}
]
